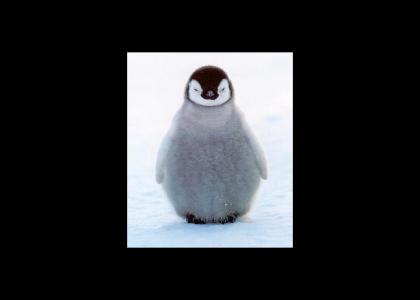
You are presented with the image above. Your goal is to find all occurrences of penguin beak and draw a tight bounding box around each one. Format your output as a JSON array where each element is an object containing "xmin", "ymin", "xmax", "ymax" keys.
[{"xmin": 202, "ymin": 90, "xmax": 218, "ymax": 100}]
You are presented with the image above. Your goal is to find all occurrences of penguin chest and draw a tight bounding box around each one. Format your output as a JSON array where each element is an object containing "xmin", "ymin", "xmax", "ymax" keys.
[{"xmin": 166, "ymin": 131, "xmax": 260, "ymax": 194}]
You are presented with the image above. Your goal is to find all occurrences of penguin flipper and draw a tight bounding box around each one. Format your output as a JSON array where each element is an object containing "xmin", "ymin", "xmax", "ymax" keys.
[
  {"xmin": 243, "ymin": 122, "xmax": 268, "ymax": 180},
  {"xmin": 156, "ymin": 165, "xmax": 164, "ymax": 184},
  {"xmin": 155, "ymin": 141, "xmax": 167, "ymax": 184},
  {"xmin": 155, "ymin": 126, "xmax": 175, "ymax": 184}
]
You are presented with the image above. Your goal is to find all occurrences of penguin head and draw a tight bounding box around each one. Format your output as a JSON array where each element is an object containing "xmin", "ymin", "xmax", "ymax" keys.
[{"xmin": 186, "ymin": 66, "xmax": 233, "ymax": 107}]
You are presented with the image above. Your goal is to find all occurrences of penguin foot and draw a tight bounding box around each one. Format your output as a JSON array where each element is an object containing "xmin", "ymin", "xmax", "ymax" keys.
[
  {"xmin": 186, "ymin": 213, "xmax": 206, "ymax": 224},
  {"xmin": 218, "ymin": 213, "xmax": 239, "ymax": 224},
  {"xmin": 186, "ymin": 213, "xmax": 240, "ymax": 224}
]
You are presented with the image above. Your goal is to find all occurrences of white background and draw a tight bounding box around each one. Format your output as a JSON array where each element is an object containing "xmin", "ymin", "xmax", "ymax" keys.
[{"xmin": 128, "ymin": 53, "xmax": 293, "ymax": 247}]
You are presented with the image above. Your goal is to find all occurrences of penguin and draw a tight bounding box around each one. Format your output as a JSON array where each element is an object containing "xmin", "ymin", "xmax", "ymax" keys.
[{"xmin": 156, "ymin": 66, "xmax": 267, "ymax": 224}]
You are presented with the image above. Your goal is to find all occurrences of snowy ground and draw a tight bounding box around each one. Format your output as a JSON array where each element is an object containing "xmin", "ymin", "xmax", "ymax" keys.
[{"xmin": 127, "ymin": 53, "xmax": 293, "ymax": 247}]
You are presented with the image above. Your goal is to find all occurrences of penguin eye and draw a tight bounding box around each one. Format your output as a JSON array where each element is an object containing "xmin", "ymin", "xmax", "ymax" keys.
[
  {"xmin": 220, "ymin": 88, "xmax": 225, "ymax": 92},
  {"xmin": 193, "ymin": 88, "xmax": 199, "ymax": 92}
]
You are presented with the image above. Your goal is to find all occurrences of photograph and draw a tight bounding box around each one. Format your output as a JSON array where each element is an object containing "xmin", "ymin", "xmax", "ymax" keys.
[{"xmin": 127, "ymin": 52, "xmax": 293, "ymax": 247}]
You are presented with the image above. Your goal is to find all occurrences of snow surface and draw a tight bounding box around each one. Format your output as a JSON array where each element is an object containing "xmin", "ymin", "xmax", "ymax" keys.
[{"xmin": 127, "ymin": 53, "xmax": 293, "ymax": 247}]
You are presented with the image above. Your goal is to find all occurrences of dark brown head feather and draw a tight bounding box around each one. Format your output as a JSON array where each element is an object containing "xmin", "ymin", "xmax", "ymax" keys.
[{"xmin": 185, "ymin": 66, "xmax": 234, "ymax": 101}]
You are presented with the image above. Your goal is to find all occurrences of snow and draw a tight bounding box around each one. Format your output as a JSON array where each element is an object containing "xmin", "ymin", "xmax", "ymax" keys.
[{"xmin": 127, "ymin": 53, "xmax": 293, "ymax": 247}]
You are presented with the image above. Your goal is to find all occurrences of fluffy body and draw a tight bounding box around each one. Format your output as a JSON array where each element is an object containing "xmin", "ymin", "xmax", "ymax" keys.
[{"xmin": 156, "ymin": 98, "xmax": 267, "ymax": 223}]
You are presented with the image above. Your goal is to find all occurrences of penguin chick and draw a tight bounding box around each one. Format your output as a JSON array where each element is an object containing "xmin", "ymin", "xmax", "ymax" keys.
[{"xmin": 156, "ymin": 66, "xmax": 267, "ymax": 224}]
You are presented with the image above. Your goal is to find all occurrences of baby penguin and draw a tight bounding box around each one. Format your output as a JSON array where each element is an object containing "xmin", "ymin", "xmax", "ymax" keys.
[{"xmin": 156, "ymin": 66, "xmax": 267, "ymax": 224}]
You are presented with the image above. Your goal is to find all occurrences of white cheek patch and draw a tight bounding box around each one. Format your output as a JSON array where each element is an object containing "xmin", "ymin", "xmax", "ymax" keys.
[{"xmin": 188, "ymin": 79, "xmax": 231, "ymax": 107}]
